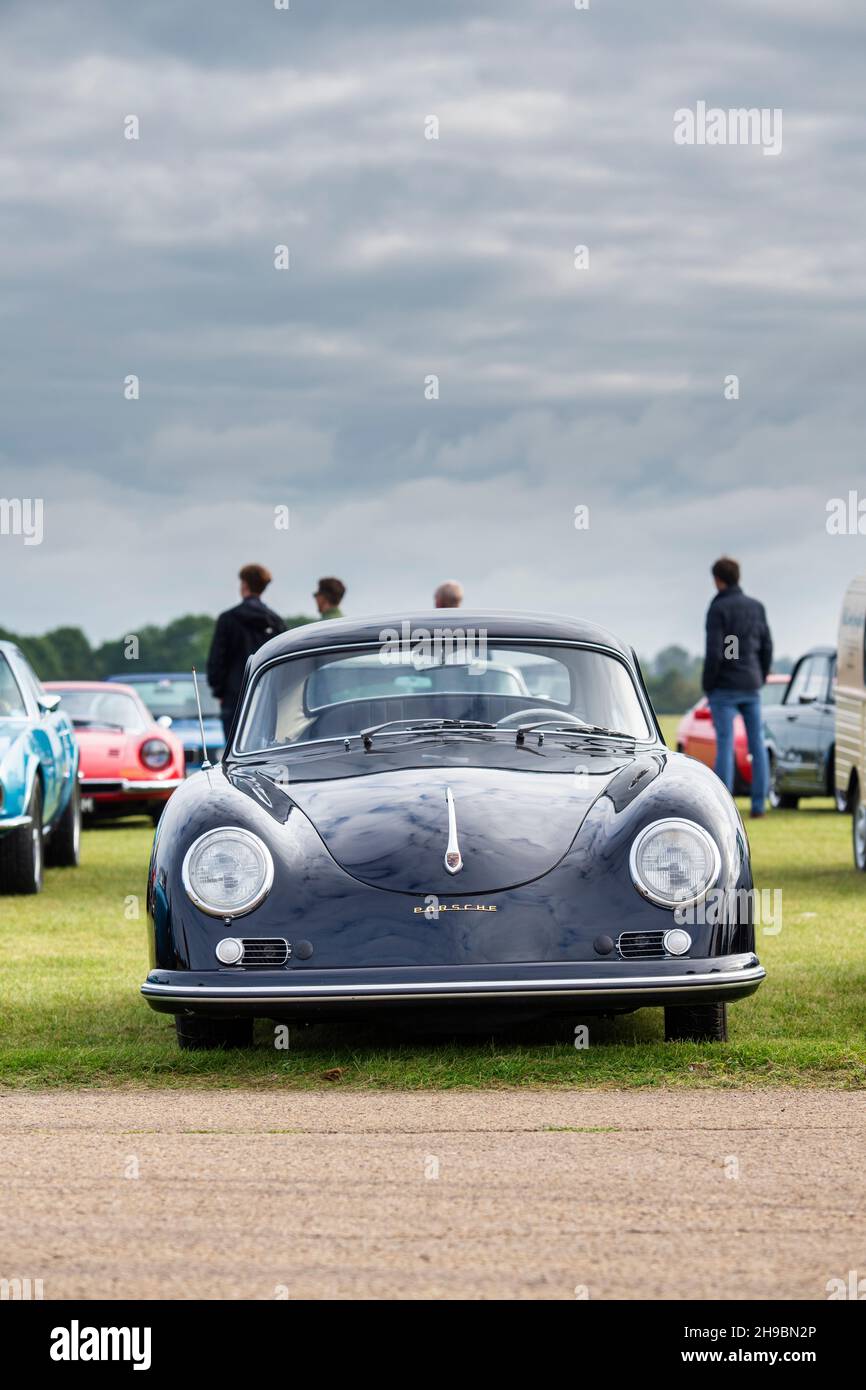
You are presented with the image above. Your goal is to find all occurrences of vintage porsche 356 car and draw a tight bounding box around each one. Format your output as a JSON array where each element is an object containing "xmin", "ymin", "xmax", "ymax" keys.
[{"xmin": 141, "ymin": 612, "xmax": 765, "ymax": 1049}]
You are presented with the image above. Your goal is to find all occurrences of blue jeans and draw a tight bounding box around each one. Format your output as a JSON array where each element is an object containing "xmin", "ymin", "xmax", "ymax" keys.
[{"xmin": 707, "ymin": 689, "xmax": 768, "ymax": 813}]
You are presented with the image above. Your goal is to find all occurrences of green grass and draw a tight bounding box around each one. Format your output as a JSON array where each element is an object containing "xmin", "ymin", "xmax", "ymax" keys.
[{"xmin": 1, "ymin": 725, "xmax": 864, "ymax": 1089}]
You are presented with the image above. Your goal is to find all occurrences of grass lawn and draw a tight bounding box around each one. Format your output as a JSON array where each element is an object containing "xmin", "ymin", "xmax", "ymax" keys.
[{"xmin": 2, "ymin": 719, "xmax": 864, "ymax": 1089}]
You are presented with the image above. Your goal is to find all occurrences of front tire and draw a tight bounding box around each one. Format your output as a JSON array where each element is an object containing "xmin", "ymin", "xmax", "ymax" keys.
[
  {"xmin": 45, "ymin": 779, "xmax": 81, "ymax": 867},
  {"xmin": 664, "ymin": 1002, "xmax": 728, "ymax": 1042},
  {"xmin": 0, "ymin": 781, "xmax": 44, "ymax": 894},
  {"xmin": 174, "ymin": 1015, "xmax": 255, "ymax": 1050},
  {"xmin": 768, "ymin": 755, "xmax": 798, "ymax": 810}
]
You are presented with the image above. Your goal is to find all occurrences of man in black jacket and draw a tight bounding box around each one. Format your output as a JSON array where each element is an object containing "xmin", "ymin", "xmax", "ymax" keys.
[
  {"xmin": 702, "ymin": 556, "xmax": 773, "ymax": 818},
  {"xmin": 207, "ymin": 564, "xmax": 286, "ymax": 739}
]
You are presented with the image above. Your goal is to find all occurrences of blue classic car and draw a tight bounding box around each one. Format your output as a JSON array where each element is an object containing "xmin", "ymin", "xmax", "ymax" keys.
[
  {"xmin": 107, "ymin": 672, "xmax": 224, "ymax": 773},
  {"xmin": 141, "ymin": 612, "xmax": 764, "ymax": 1049},
  {"xmin": 0, "ymin": 640, "xmax": 81, "ymax": 893}
]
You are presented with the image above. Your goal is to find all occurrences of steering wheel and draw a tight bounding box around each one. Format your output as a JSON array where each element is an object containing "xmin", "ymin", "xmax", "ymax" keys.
[{"xmin": 495, "ymin": 708, "xmax": 586, "ymax": 729}]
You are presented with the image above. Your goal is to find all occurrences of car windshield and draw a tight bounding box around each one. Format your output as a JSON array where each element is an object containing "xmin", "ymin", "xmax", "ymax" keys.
[
  {"xmin": 128, "ymin": 678, "xmax": 221, "ymax": 722},
  {"xmin": 54, "ymin": 689, "xmax": 145, "ymax": 731},
  {"xmin": 235, "ymin": 642, "xmax": 652, "ymax": 752},
  {"xmin": 0, "ymin": 654, "xmax": 27, "ymax": 718}
]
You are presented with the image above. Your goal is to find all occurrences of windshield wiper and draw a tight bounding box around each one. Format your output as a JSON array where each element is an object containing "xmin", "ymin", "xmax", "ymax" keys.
[
  {"xmin": 515, "ymin": 721, "xmax": 637, "ymax": 746},
  {"xmin": 358, "ymin": 717, "xmax": 497, "ymax": 750}
]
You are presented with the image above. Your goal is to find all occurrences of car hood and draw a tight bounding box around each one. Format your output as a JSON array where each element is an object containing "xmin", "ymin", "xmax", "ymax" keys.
[
  {"xmin": 281, "ymin": 762, "xmax": 627, "ymax": 895},
  {"xmin": 75, "ymin": 727, "xmax": 137, "ymax": 777}
]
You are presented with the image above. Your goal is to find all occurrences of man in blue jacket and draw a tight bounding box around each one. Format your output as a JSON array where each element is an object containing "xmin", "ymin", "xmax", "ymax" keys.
[{"xmin": 702, "ymin": 556, "xmax": 773, "ymax": 819}]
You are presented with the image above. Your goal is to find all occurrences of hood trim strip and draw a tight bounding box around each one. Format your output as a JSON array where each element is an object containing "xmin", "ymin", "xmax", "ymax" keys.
[{"xmin": 444, "ymin": 785, "xmax": 463, "ymax": 874}]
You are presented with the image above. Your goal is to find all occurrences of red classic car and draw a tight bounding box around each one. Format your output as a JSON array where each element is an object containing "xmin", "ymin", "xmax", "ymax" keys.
[
  {"xmin": 675, "ymin": 674, "xmax": 790, "ymax": 792},
  {"xmin": 45, "ymin": 681, "xmax": 185, "ymax": 823}
]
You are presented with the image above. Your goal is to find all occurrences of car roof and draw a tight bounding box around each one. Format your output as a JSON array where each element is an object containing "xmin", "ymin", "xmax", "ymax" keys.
[{"xmin": 247, "ymin": 610, "xmax": 633, "ymax": 676}]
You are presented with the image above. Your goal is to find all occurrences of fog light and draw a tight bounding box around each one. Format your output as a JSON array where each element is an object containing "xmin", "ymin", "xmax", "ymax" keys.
[
  {"xmin": 663, "ymin": 928, "xmax": 692, "ymax": 957},
  {"xmin": 215, "ymin": 937, "xmax": 244, "ymax": 965}
]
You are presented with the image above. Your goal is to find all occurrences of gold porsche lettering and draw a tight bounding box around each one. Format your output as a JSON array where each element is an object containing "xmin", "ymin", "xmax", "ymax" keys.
[{"xmin": 413, "ymin": 904, "xmax": 498, "ymax": 913}]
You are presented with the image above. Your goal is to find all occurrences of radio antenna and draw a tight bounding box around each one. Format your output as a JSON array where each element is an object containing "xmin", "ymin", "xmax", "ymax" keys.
[{"xmin": 191, "ymin": 667, "xmax": 212, "ymax": 770}]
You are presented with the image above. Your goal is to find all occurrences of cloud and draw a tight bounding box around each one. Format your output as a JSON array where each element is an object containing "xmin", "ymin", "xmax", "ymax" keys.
[{"xmin": 0, "ymin": 0, "xmax": 864, "ymax": 665}]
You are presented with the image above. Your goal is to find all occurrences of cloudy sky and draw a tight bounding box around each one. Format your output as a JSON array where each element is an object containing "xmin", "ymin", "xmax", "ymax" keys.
[{"xmin": 1, "ymin": 0, "xmax": 864, "ymax": 660}]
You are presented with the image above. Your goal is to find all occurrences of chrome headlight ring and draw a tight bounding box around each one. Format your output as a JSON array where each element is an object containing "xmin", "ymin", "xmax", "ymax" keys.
[
  {"xmin": 629, "ymin": 817, "xmax": 721, "ymax": 910},
  {"xmin": 181, "ymin": 826, "xmax": 274, "ymax": 918}
]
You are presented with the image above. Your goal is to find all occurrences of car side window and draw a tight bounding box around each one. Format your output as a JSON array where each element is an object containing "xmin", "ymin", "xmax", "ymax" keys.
[
  {"xmin": 786, "ymin": 658, "xmax": 812, "ymax": 705},
  {"xmin": 0, "ymin": 653, "xmax": 28, "ymax": 718},
  {"xmin": 789, "ymin": 656, "xmax": 830, "ymax": 704},
  {"xmin": 804, "ymin": 657, "xmax": 832, "ymax": 703}
]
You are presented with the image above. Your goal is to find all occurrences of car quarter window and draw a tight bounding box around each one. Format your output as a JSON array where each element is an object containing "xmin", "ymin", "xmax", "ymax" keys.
[{"xmin": 0, "ymin": 653, "xmax": 28, "ymax": 718}]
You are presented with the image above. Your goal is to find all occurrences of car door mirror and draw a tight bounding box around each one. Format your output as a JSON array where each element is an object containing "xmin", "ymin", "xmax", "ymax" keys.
[
  {"xmin": 798, "ymin": 694, "xmax": 816, "ymax": 705},
  {"xmin": 38, "ymin": 692, "xmax": 62, "ymax": 713}
]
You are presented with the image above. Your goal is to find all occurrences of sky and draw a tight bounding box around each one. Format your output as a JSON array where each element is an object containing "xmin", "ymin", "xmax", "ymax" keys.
[{"xmin": 1, "ymin": 0, "xmax": 865, "ymax": 661}]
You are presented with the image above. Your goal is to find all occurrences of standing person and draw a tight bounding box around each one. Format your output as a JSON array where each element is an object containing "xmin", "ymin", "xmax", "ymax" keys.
[
  {"xmin": 313, "ymin": 577, "xmax": 345, "ymax": 619},
  {"xmin": 207, "ymin": 564, "xmax": 286, "ymax": 740},
  {"xmin": 702, "ymin": 556, "xmax": 773, "ymax": 819},
  {"xmin": 434, "ymin": 580, "xmax": 463, "ymax": 608}
]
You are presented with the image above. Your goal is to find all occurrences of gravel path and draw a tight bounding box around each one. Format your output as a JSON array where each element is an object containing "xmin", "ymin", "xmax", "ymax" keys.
[{"xmin": 1, "ymin": 1089, "xmax": 863, "ymax": 1300}]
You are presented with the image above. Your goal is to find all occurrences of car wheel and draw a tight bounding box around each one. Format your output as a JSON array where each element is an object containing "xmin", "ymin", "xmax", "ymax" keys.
[
  {"xmin": 768, "ymin": 756, "xmax": 798, "ymax": 810},
  {"xmin": 853, "ymin": 788, "xmax": 866, "ymax": 871},
  {"xmin": 174, "ymin": 1015, "xmax": 255, "ymax": 1050},
  {"xmin": 45, "ymin": 779, "xmax": 81, "ymax": 868},
  {"xmin": 664, "ymin": 1002, "xmax": 728, "ymax": 1043},
  {"xmin": 0, "ymin": 780, "xmax": 44, "ymax": 894}
]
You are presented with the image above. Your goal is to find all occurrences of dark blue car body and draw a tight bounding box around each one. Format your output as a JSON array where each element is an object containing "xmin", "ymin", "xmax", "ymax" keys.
[{"xmin": 141, "ymin": 613, "xmax": 764, "ymax": 1047}]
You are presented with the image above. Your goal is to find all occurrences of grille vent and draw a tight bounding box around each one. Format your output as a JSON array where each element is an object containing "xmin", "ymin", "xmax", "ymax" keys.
[{"xmin": 616, "ymin": 930, "xmax": 667, "ymax": 960}]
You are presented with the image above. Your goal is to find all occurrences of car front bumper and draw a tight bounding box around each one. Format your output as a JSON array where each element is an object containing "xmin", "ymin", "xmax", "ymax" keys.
[
  {"xmin": 81, "ymin": 777, "xmax": 184, "ymax": 802},
  {"xmin": 142, "ymin": 952, "xmax": 765, "ymax": 1016},
  {"xmin": 0, "ymin": 815, "xmax": 32, "ymax": 834}
]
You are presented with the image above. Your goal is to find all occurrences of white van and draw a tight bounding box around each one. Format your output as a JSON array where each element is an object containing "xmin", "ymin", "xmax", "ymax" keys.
[{"xmin": 835, "ymin": 572, "xmax": 866, "ymax": 868}]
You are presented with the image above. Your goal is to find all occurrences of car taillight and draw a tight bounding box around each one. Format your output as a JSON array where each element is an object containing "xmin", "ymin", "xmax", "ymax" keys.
[{"xmin": 141, "ymin": 738, "xmax": 172, "ymax": 770}]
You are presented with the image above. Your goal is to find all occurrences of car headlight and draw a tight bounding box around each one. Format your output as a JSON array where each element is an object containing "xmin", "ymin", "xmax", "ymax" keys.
[
  {"xmin": 141, "ymin": 738, "xmax": 172, "ymax": 770},
  {"xmin": 182, "ymin": 827, "xmax": 274, "ymax": 917},
  {"xmin": 629, "ymin": 818, "xmax": 720, "ymax": 909}
]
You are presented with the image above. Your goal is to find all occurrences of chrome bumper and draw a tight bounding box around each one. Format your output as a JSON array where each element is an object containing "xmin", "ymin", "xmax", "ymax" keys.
[
  {"xmin": 80, "ymin": 778, "xmax": 184, "ymax": 795},
  {"xmin": 142, "ymin": 957, "xmax": 766, "ymax": 1010},
  {"xmin": 0, "ymin": 815, "xmax": 32, "ymax": 832}
]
